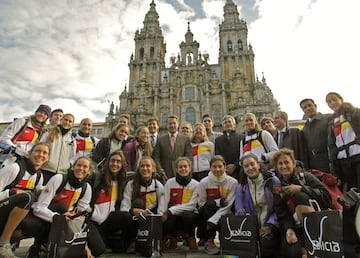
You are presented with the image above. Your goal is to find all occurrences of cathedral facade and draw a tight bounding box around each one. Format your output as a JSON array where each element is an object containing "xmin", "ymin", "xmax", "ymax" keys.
[{"xmin": 105, "ymin": 0, "xmax": 279, "ymax": 133}]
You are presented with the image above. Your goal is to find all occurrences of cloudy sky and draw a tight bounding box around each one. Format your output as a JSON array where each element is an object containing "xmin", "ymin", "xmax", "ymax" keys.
[{"xmin": 0, "ymin": 0, "xmax": 359, "ymax": 123}]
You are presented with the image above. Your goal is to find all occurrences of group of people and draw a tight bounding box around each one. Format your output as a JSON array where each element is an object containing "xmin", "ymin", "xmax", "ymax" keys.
[{"xmin": 0, "ymin": 91, "xmax": 358, "ymax": 258}]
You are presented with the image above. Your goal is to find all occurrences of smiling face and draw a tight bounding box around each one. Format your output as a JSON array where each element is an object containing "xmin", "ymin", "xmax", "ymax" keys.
[
  {"xmin": 29, "ymin": 143, "xmax": 50, "ymax": 170},
  {"xmin": 115, "ymin": 125, "xmax": 129, "ymax": 141},
  {"xmin": 176, "ymin": 159, "xmax": 191, "ymax": 177},
  {"xmin": 210, "ymin": 160, "xmax": 226, "ymax": 177},
  {"xmin": 61, "ymin": 114, "xmax": 74, "ymax": 129},
  {"xmin": 326, "ymin": 93, "xmax": 343, "ymax": 113},
  {"xmin": 79, "ymin": 118, "xmax": 93, "ymax": 134},
  {"xmin": 276, "ymin": 154, "xmax": 296, "ymax": 181},
  {"xmin": 147, "ymin": 119, "xmax": 159, "ymax": 134},
  {"xmin": 108, "ymin": 154, "xmax": 123, "ymax": 175},
  {"xmin": 300, "ymin": 100, "xmax": 317, "ymax": 118},
  {"xmin": 35, "ymin": 110, "xmax": 49, "ymax": 124},
  {"xmin": 242, "ymin": 156, "xmax": 260, "ymax": 179},
  {"xmin": 136, "ymin": 127, "xmax": 150, "ymax": 144},
  {"xmin": 244, "ymin": 114, "xmax": 256, "ymax": 132},
  {"xmin": 193, "ymin": 124, "xmax": 206, "ymax": 142},
  {"xmin": 139, "ymin": 158, "xmax": 155, "ymax": 182},
  {"xmin": 72, "ymin": 157, "xmax": 91, "ymax": 182}
]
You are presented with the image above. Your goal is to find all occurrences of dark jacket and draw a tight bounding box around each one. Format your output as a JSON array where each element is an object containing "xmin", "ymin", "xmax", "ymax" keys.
[
  {"xmin": 274, "ymin": 171, "xmax": 332, "ymax": 232},
  {"xmin": 215, "ymin": 131, "xmax": 243, "ymax": 180},
  {"xmin": 91, "ymin": 137, "xmax": 132, "ymax": 165},
  {"xmin": 275, "ymin": 127, "xmax": 308, "ymax": 168},
  {"xmin": 303, "ymin": 112, "xmax": 332, "ymax": 173}
]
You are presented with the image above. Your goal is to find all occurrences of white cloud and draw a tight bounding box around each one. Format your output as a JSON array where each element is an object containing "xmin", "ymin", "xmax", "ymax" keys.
[{"xmin": 0, "ymin": 0, "xmax": 359, "ymax": 124}]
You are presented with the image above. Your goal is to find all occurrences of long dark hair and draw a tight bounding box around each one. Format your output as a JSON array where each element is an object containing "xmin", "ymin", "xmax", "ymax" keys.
[{"xmin": 100, "ymin": 150, "xmax": 127, "ymax": 199}]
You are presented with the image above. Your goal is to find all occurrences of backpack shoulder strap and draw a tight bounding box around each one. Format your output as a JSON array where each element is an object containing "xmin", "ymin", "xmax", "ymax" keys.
[
  {"xmin": 257, "ymin": 131, "xmax": 268, "ymax": 153},
  {"xmin": 90, "ymin": 136, "xmax": 96, "ymax": 147},
  {"xmin": 56, "ymin": 174, "xmax": 68, "ymax": 194},
  {"xmin": 4, "ymin": 157, "xmax": 27, "ymax": 190},
  {"xmin": 12, "ymin": 117, "xmax": 30, "ymax": 141}
]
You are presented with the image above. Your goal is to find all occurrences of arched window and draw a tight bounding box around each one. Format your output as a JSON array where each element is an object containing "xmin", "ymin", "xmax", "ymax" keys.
[
  {"xmin": 140, "ymin": 48, "xmax": 144, "ymax": 59},
  {"xmin": 161, "ymin": 114, "xmax": 167, "ymax": 128},
  {"xmin": 185, "ymin": 87, "xmax": 195, "ymax": 101},
  {"xmin": 238, "ymin": 40, "xmax": 243, "ymax": 51},
  {"xmin": 150, "ymin": 47, "xmax": 154, "ymax": 59},
  {"xmin": 227, "ymin": 40, "xmax": 232, "ymax": 52},
  {"xmin": 186, "ymin": 107, "xmax": 196, "ymax": 124},
  {"xmin": 214, "ymin": 111, "xmax": 221, "ymax": 126}
]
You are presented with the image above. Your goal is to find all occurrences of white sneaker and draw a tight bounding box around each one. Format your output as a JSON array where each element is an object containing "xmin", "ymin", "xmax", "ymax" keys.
[{"xmin": 0, "ymin": 243, "xmax": 18, "ymax": 258}]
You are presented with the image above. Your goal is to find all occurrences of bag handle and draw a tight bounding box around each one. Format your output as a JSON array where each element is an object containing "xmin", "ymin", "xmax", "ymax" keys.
[{"xmin": 309, "ymin": 199, "xmax": 321, "ymax": 211}]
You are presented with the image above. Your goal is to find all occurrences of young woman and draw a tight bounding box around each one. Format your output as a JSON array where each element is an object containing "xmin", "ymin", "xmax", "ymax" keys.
[
  {"xmin": 271, "ymin": 148, "xmax": 332, "ymax": 258},
  {"xmin": 89, "ymin": 151, "xmax": 130, "ymax": 251},
  {"xmin": 26, "ymin": 157, "xmax": 103, "ymax": 258},
  {"xmin": 91, "ymin": 123, "xmax": 130, "ymax": 169},
  {"xmin": 240, "ymin": 113, "xmax": 278, "ymax": 165},
  {"xmin": 0, "ymin": 142, "xmax": 49, "ymax": 258},
  {"xmin": 159, "ymin": 157, "xmax": 199, "ymax": 251},
  {"xmin": 120, "ymin": 156, "xmax": 164, "ymax": 254},
  {"xmin": 235, "ymin": 153, "xmax": 281, "ymax": 258},
  {"xmin": 40, "ymin": 113, "xmax": 76, "ymax": 183},
  {"xmin": 0, "ymin": 104, "xmax": 51, "ymax": 152},
  {"xmin": 191, "ymin": 123, "xmax": 214, "ymax": 181},
  {"xmin": 326, "ymin": 92, "xmax": 360, "ymax": 191},
  {"xmin": 123, "ymin": 126, "xmax": 152, "ymax": 172},
  {"xmin": 196, "ymin": 155, "xmax": 238, "ymax": 255}
]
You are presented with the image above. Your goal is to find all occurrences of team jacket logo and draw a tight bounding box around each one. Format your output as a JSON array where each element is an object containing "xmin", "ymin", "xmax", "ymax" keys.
[
  {"xmin": 224, "ymin": 217, "xmax": 252, "ymax": 241},
  {"xmin": 304, "ymin": 215, "xmax": 341, "ymax": 255}
]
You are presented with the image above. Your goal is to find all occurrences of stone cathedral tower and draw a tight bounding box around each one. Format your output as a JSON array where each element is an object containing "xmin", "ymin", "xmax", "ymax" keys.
[{"xmin": 105, "ymin": 0, "xmax": 279, "ymax": 133}]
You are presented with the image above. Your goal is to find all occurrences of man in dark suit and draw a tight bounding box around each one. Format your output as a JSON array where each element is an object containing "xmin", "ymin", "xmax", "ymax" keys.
[
  {"xmin": 152, "ymin": 115, "xmax": 192, "ymax": 180},
  {"xmin": 300, "ymin": 98, "xmax": 332, "ymax": 172},
  {"xmin": 215, "ymin": 115, "xmax": 243, "ymax": 180},
  {"xmin": 273, "ymin": 110, "xmax": 308, "ymax": 168}
]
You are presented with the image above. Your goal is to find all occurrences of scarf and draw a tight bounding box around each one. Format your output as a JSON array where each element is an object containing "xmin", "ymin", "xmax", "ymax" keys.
[
  {"xmin": 175, "ymin": 173, "xmax": 192, "ymax": 186},
  {"xmin": 78, "ymin": 130, "xmax": 89, "ymax": 138},
  {"xmin": 208, "ymin": 171, "xmax": 227, "ymax": 185},
  {"xmin": 30, "ymin": 116, "xmax": 43, "ymax": 130},
  {"xmin": 140, "ymin": 177, "xmax": 153, "ymax": 187},
  {"xmin": 68, "ymin": 169, "xmax": 87, "ymax": 189},
  {"xmin": 59, "ymin": 125, "xmax": 71, "ymax": 135}
]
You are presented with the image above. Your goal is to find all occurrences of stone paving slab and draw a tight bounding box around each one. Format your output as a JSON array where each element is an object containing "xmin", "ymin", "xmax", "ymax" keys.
[{"xmin": 14, "ymin": 238, "xmax": 222, "ymax": 258}]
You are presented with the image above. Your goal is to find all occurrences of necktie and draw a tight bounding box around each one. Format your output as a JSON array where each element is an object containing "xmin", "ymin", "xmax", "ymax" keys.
[
  {"xmin": 278, "ymin": 132, "xmax": 284, "ymax": 148},
  {"xmin": 170, "ymin": 134, "xmax": 175, "ymax": 151},
  {"xmin": 150, "ymin": 135, "xmax": 155, "ymax": 147}
]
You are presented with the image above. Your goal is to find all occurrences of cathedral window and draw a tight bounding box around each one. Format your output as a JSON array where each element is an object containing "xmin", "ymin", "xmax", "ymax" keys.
[
  {"xmin": 150, "ymin": 47, "xmax": 154, "ymax": 59},
  {"xmin": 185, "ymin": 87, "xmax": 195, "ymax": 101},
  {"xmin": 140, "ymin": 48, "xmax": 144, "ymax": 60},
  {"xmin": 162, "ymin": 114, "xmax": 167, "ymax": 128},
  {"xmin": 238, "ymin": 40, "xmax": 243, "ymax": 51},
  {"xmin": 186, "ymin": 107, "xmax": 196, "ymax": 124},
  {"xmin": 227, "ymin": 40, "xmax": 232, "ymax": 52},
  {"xmin": 214, "ymin": 111, "xmax": 221, "ymax": 125}
]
